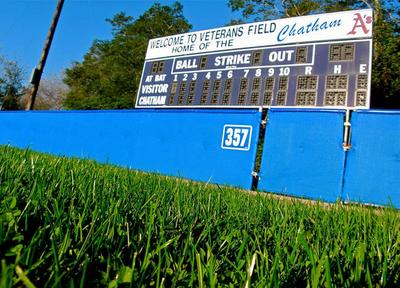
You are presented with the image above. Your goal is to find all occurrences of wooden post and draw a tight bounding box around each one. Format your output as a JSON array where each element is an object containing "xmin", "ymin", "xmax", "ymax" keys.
[{"xmin": 26, "ymin": 0, "xmax": 65, "ymax": 110}]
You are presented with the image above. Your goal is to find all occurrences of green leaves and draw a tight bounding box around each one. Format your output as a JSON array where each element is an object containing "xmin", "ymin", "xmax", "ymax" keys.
[
  {"xmin": 0, "ymin": 56, "xmax": 25, "ymax": 110},
  {"xmin": 64, "ymin": 2, "xmax": 191, "ymax": 110}
]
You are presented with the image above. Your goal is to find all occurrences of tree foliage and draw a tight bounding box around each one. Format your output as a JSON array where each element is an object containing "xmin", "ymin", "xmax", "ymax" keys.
[
  {"xmin": 228, "ymin": 0, "xmax": 400, "ymax": 108},
  {"xmin": 0, "ymin": 56, "xmax": 25, "ymax": 110},
  {"xmin": 64, "ymin": 2, "xmax": 191, "ymax": 110},
  {"xmin": 370, "ymin": 1, "xmax": 400, "ymax": 107},
  {"xmin": 228, "ymin": 0, "xmax": 322, "ymax": 20},
  {"xmin": 20, "ymin": 74, "xmax": 68, "ymax": 110}
]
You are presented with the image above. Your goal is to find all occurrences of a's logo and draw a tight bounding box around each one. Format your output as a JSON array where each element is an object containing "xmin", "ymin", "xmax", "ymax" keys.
[{"xmin": 348, "ymin": 13, "xmax": 372, "ymax": 35}]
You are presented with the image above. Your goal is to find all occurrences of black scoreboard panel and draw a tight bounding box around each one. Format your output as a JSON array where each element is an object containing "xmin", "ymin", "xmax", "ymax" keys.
[{"xmin": 136, "ymin": 39, "xmax": 371, "ymax": 109}]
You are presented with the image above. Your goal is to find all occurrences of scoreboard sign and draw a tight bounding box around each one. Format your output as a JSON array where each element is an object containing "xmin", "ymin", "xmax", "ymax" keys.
[{"xmin": 136, "ymin": 9, "xmax": 373, "ymax": 109}]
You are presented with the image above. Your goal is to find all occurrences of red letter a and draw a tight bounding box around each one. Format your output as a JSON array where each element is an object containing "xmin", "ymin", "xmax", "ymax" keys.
[{"xmin": 348, "ymin": 13, "xmax": 370, "ymax": 35}]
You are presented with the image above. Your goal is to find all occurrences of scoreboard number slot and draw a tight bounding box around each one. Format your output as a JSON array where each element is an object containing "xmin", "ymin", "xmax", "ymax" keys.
[
  {"xmin": 151, "ymin": 61, "xmax": 165, "ymax": 74},
  {"xmin": 151, "ymin": 61, "xmax": 158, "ymax": 74},
  {"xmin": 329, "ymin": 44, "xmax": 355, "ymax": 61},
  {"xmin": 276, "ymin": 77, "xmax": 289, "ymax": 106},
  {"xmin": 187, "ymin": 81, "xmax": 197, "ymax": 105},
  {"xmin": 276, "ymin": 91, "xmax": 287, "ymax": 106},
  {"xmin": 263, "ymin": 77, "xmax": 275, "ymax": 106},
  {"xmin": 238, "ymin": 78, "xmax": 248, "ymax": 105},
  {"xmin": 355, "ymin": 74, "xmax": 368, "ymax": 106},
  {"xmin": 200, "ymin": 80, "xmax": 210, "ymax": 105},
  {"xmin": 251, "ymin": 51, "xmax": 263, "ymax": 66},
  {"xmin": 199, "ymin": 56, "xmax": 208, "ymax": 69},
  {"xmin": 157, "ymin": 61, "xmax": 165, "ymax": 74},
  {"xmin": 211, "ymin": 79, "xmax": 222, "ymax": 105},
  {"xmin": 250, "ymin": 77, "xmax": 261, "ymax": 105},
  {"xmin": 324, "ymin": 75, "xmax": 348, "ymax": 106},
  {"xmin": 278, "ymin": 76, "xmax": 289, "ymax": 90},
  {"xmin": 222, "ymin": 79, "xmax": 233, "ymax": 105},
  {"xmin": 169, "ymin": 82, "xmax": 178, "ymax": 105},
  {"xmin": 296, "ymin": 75, "xmax": 318, "ymax": 106},
  {"xmin": 178, "ymin": 81, "xmax": 187, "ymax": 105},
  {"xmin": 296, "ymin": 46, "xmax": 308, "ymax": 63}
]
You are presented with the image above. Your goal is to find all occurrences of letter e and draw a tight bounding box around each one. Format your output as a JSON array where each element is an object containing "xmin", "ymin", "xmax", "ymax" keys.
[{"xmin": 359, "ymin": 64, "xmax": 367, "ymax": 73}]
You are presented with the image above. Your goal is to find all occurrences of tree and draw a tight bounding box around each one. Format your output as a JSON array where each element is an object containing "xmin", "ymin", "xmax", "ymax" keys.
[
  {"xmin": 369, "ymin": 1, "xmax": 400, "ymax": 108},
  {"xmin": 64, "ymin": 2, "xmax": 192, "ymax": 110},
  {"xmin": 228, "ymin": 0, "xmax": 397, "ymax": 20},
  {"xmin": 20, "ymin": 74, "xmax": 68, "ymax": 110},
  {"xmin": 228, "ymin": 0, "xmax": 329, "ymax": 20},
  {"xmin": 0, "ymin": 56, "xmax": 25, "ymax": 110},
  {"xmin": 228, "ymin": 0, "xmax": 400, "ymax": 108}
]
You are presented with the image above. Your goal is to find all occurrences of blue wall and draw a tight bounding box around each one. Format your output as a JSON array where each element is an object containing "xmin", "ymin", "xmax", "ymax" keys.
[
  {"xmin": 343, "ymin": 110, "xmax": 400, "ymax": 207},
  {"xmin": 258, "ymin": 109, "xmax": 346, "ymax": 202},
  {"xmin": 257, "ymin": 109, "xmax": 400, "ymax": 208},
  {"xmin": 0, "ymin": 109, "xmax": 262, "ymax": 190},
  {"xmin": 1, "ymin": 108, "xmax": 400, "ymax": 208}
]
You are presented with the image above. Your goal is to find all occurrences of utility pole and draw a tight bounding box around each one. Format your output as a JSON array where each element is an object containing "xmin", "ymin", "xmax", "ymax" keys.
[{"xmin": 26, "ymin": 0, "xmax": 65, "ymax": 111}]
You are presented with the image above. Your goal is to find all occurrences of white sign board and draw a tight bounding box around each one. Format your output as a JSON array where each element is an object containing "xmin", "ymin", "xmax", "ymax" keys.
[{"xmin": 146, "ymin": 9, "xmax": 373, "ymax": 59}]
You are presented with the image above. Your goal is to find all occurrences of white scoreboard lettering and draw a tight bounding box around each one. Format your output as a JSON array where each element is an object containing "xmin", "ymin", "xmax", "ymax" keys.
[{"xmin": 136, "ymin": 9, "xmax": 373, "ymax": 109}]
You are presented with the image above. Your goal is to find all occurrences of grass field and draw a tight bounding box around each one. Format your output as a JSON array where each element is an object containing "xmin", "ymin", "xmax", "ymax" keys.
[{"xmin": 1, "ymin": 145, "xmax": 400, "ymax": 287}]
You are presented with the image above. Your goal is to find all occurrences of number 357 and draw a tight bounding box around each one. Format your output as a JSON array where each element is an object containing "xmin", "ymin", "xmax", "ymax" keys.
[{"xmin": 221, "ymin": 125, "xmax": 252, "ymax": 151}]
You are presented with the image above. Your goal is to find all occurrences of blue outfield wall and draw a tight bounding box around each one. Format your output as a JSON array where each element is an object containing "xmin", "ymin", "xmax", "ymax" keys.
[
  {"xmin": 258, "ymin": 109, "xmax": 347, "ymax": 202},
  {"xmin": 0, "ymin": 109, "xmax": 262, "ymax": 190},
  {"xmin": 2, "ymin": 108, "xmax": 400, "ymax": 208},
  {"xmin": 343, "ymin": 110, "xmax": 400, "ymax": 207}
]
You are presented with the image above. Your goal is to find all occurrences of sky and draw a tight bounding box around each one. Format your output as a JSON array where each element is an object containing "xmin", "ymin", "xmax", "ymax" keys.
[{"xmin": 0, "ymin": 0, "xmax": 240, "ymax": 80}]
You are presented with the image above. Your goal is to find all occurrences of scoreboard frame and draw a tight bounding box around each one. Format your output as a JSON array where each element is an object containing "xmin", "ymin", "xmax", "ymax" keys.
[{"xmin": 135, "ymin": 9, "xmax": 373, "ymax": 110}]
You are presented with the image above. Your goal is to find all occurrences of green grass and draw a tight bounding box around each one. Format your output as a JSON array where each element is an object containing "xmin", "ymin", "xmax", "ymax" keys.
[{"xmin": 1, "ymin": 145, "xmax": 400, "ymax": 287}]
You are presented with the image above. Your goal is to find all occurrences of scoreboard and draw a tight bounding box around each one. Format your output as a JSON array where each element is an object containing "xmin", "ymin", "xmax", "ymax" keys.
[{"xmin": 136, "ymin": 9, "xmax": 373, "ymax": 109}]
